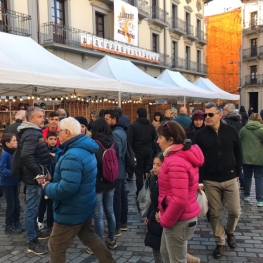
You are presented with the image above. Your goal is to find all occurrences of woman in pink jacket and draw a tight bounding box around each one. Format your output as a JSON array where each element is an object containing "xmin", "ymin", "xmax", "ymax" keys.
[{"xmin": 156, "ymin": 121, "xmax": 204, "ymax": 263}]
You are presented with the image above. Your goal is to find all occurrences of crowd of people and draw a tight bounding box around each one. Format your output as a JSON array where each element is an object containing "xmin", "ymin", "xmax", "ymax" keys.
[{"xmin": 0, "ymin": 102, "xmax": 261, "ymax": 263}]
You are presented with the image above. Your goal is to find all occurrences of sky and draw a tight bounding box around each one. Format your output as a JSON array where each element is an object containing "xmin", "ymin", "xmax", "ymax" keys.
[{"xmin": 204, "ymin": 0, "xmax": 243, "ymax": 16}]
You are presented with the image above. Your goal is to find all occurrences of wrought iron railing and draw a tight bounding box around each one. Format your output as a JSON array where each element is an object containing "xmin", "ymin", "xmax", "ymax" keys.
[
  {"xmin": 185, "ymin": 24, "xmax": 196, "ymax": 37},
  {"xmin": 196, "ymin": 29, "xmax": 207, "ymax": 42},
  {"xmin": 150, "ymin": 6, "xmax": 169, "ymax": 23},
  {"xmin": 169, "ymin": 17, "xmax": 186, "ymax": 33},
  {"xmin": 243, "ymin": 47, "xmax": 258, "ymax": 59},
  {"xmin": 245, "ymin": 74, "xmax": 263, "ymax": 85},
  {"xmin": 0, "ymin": 7, "xmax": 31, "ymax": 36}
]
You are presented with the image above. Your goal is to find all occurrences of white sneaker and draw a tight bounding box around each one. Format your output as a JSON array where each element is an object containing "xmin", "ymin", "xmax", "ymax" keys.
[{"xmin": 38, "ymin": 222, "xmax": 44, "ymax": 230}]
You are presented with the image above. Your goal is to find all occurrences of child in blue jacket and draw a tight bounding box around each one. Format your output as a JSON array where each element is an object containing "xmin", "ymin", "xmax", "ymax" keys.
[{"xmin": 0, "ymin": 133, "xmax": 24, "ymax": 233}]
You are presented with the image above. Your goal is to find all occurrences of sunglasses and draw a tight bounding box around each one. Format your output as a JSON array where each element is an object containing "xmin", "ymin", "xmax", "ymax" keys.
[
  {"xmin": 163, "ymin": 121, "xmax": 173, "ymax": 134},
  {"xmin": 203, "ymin": 112, "xmax": 219, "ymax": 118}
]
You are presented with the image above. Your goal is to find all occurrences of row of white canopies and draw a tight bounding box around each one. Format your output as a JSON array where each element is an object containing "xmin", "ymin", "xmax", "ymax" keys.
[{"xmin": 0, "ymin": 32, "xmax": 239, "ymax": 102}]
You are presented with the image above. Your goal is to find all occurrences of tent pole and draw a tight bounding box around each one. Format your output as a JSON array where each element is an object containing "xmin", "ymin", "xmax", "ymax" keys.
[
  {"xmin": 118, "ymin": 90, "xmax": 121, "ymax": 107},
  {"xmin": 184, "ymin": 96, "xmax": 186, "ymax": 107}
]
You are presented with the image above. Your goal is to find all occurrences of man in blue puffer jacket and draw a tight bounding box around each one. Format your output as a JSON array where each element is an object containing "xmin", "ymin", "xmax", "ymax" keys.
[{"xmin": 42, "ymin": 117, "xmax": 116, "ymax": 263}]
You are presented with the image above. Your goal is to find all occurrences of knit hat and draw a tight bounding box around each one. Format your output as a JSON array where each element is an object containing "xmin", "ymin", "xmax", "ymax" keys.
[
  {"xmin": 192, "ymin": 110, "xmax": 205, "ymax": 120},
  {"xmin": 74, "ymin": 116, "xmax": 88, "ymax": 127}
]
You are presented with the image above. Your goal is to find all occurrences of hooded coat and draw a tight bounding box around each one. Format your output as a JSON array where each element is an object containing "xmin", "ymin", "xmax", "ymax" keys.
[
  {"xmin": 45, "ymin": 134, "xmax": 99, "ymax": 225},
  {"xmin": 17, "ymin": 121, "xmax": 51, "ymax": 185},
  {"xmin": 128, "ymin": 117, "xmax": 156, "ymax": 156},
  {"xmin": 158, "ymin": 144, "xmax": 204, "ymax": 228},
  {"xmin": 239, "ymin": 120, "xmax": 263, "ymax": 166},
  {"xmin": 223, "ymin": 112, "xmax": 243, "ymax": 132}
]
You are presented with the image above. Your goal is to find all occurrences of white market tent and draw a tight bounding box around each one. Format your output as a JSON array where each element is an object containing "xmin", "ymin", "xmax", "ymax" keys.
[
  {"xmin": 194, "ymin": 77, "xmax": 240, "ymax": 101},
  {"xmin": 157, "ymin": 70, "xmax": 217, "ymax": 99},
  {"xmin": 88, "ymin": 55, "xmax": 191, "ymax": 99}
]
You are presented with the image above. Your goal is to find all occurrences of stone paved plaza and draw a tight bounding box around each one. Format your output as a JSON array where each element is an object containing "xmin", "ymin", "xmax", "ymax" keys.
[{"xmin": 0, "ymin": 180, "xmax": 263, "ymax": 263}]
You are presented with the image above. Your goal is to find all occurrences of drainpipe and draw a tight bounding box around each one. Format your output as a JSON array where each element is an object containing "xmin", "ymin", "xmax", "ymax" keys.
[
  {"xmin": 37, "ymin": 0, "xmax": 40, "ymax": 43},
  {"xmin": 163, "ymin": 0, "xmax": 167, "ymax": 67}
]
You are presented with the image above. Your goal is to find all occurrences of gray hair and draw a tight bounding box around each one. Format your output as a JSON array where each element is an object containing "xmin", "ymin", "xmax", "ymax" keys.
[
  {"xmin": 91, "ymin": 110, "xmax": 99, "ymax": 118},
  {"xmin": 59, "ymin": 117, "xmax": 81, "ymax": 136},
  {"xmin": 15, "ymin": 110, "xmax": 26, "ymax": 120},
  {"xmin": 25, "ymin": 107, "xmax": 44, "ymax": 121},
  {"xmin": 224, "ymin": 103, "xmax": 236, "ymax": 113},
  {"xmin": 56, "ymin": 108, "xmax": 67, "ymax": 118},
  {"xmin": 205, "ymin": 102, "xmax": 221, "ymax": 112}
]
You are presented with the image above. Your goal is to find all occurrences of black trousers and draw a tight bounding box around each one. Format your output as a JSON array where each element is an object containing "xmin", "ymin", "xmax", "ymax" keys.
[{"xmin": 38, "ymin": 194, "xmax": 54, "ymax": 228}]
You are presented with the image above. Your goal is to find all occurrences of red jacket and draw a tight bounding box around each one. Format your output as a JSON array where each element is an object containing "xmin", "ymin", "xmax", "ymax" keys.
[
  {"xmin": 158, "ymin": 144, "xmax": 204, "ymax": 228},
  {"xmin": 42, "ymin": 127, "xmax": 60, "ymax": 146}
]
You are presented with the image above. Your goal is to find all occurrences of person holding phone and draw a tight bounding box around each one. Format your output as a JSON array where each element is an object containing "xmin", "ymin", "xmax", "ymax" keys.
[{"xmin": 156, "ymin": 121, "xmax": 204, "ymax": 263}]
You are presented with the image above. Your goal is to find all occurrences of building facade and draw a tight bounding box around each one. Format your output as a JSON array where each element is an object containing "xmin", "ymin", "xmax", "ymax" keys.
[
  {"xmin": 240, "ymin": 0, "xmax": 263, "ymax": 113},
  {"xmin": 0, "ymin": 0, "xmax": 211, "ymax": 82}
]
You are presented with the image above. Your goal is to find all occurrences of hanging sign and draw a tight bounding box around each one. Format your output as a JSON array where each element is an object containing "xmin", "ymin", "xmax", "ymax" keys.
[{"xmin": 155, "ymin": 100, "xmax": 168, "ymax": 104}]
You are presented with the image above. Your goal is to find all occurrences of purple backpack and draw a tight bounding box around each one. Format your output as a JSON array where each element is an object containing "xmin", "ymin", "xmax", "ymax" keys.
[{"xmin": 95, "ymin": 140, "xmax": 119, "ymax": 182}]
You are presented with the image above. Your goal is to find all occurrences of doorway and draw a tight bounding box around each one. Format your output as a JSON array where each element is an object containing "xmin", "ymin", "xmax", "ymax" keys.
[{"xmin": 249, "ymin": 92, "xmax": 258, "ymax": 113}]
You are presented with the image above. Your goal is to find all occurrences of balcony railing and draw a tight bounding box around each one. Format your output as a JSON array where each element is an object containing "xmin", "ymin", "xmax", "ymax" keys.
[
  {"xmin": 169, "ymin": 17, "xmax": 186, "ymax": 34},
  {"xmin": 243, "ymin": 47, "xmax": 258, "ymax": 59},
  {"xmin": 245, "ymin": 74, "xmax": 263, "ymax": 85},
  {"xmin": 243, "ymin": 20, "xmax": 263, "ymax": 33},
  {"xmin": 196, "ymin": 29, "xmax": 207, "ymax": 43},
  {"xmin": 150, "ymin": 6, "xmax": 169, "ymax": 23},
  {"xmin": 42, "ymin": 22, "xmax": 161, "ymax": 64},
  {"xmin": 0, "ymin": 7, "xmax": 31, "ymax": 36},
  {"xmin": 259, "ymin": 46, "xmax": 263, "ymax": 57},
  {"xmin": 166, "ymin": 56, "xmax": 207, "ymax": 74}
]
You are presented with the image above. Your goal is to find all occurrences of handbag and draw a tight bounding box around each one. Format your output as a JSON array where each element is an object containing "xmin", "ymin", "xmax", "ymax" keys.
[
  {"xmin": 197, "ymin": 190, "xmax": 209, "ymax": 218},
  {"xmin": 136, "ymin": 178, "xmax": 151, "ymax": 217}
]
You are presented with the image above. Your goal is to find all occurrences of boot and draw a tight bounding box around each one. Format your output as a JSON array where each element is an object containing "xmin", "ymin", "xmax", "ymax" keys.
[{"xmin": 187, "ymin": 253, "xmax": 200, "ymax": 263}]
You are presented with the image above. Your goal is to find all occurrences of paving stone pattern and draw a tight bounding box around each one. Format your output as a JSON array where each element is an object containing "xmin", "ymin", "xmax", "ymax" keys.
[{"xmin": 0, "ymin": 181, "xmax": 263, "ymax": 263}]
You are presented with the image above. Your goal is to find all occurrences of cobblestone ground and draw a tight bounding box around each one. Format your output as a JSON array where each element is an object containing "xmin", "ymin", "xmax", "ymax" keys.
[{"xmin": 0, "ymin": 180, "xmax": 263, "ymax": 263}]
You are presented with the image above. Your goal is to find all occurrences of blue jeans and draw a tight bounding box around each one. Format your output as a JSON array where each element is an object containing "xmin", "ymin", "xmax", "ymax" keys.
[
  {"xmin": 113, "ymin": 179, "xmax": 128, "ymax": 230},
  {"xmin": 1, "ymin": 185, "xmax": 20, "ymax": 227},
  {"xmin": 243, "ymin": 164, "xmax": 263, "ymax": 202},
  {"xmin": 24, "ymin": 185, "xmax": 42, "ymax": 242},
  {"xmin": 94, "ymin": 189, "xmax": 116, "ymax": 240}
]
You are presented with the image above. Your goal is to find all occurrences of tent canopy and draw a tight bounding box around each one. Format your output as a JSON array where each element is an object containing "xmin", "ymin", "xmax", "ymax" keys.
[
  {"xmin": 88, "ymin": 55, "xmax": 186, "ymax": 97},
  {"xmin": 194, "ymin": 77, "xmax": 240, "ymax": 100},
  {"xmin": 0, "ymin": 32, "xmax": 121, "ymax": 97},
  {"xmin": 157, "ymin": 70, "xmax": 217, "ymax": 99}
]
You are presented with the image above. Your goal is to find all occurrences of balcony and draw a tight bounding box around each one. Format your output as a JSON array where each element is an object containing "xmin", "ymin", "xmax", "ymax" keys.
[
  {"xmin": 243, "ymin": 21, "xmax": 263, "ymax": 35},
  {"xmin": 184, "ymin": 25, "xmax": 198, "ymax": 41},
  {"xmin": 148, "ymin": 6, "xmax": 169, "ymax": 28},
  {"xmin": 245, "ymin": 74, "xmax": 263, "ymax": 85},
  {"xmin": 195, "ymin": 29, "xmax": 207, "ymax": 45},
  {"xmin": 96, "ymin": 0, "xmax": 113, "ymax": 5},
  {"xmin": 259, "ymin": 46, "xmax": 263, "ymax": 57},
  {"xmin": 243, "ymin": 47, "xmax": 258, "ymax": 60},
  {"xmin": 123, "ymin": 0, "xmax": 150, "ymax": 19},
  {"xmin": 0, "ymin": 7, "xmax": 31, "ymax": 36},
  {"xmin": 42, "ymin": 22, "xmax": 162, "ymax": 65},
  {"xmin": 166, "ymin": 56, "xmax": 207, "ymax": 75},
  {"xmin": 168, "ymin": 17, "xmax": 186, "ymax": 36}
]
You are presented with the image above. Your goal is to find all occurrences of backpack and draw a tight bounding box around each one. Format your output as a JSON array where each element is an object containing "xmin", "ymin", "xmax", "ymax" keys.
[
  {"xmin": 95, "ymin": 140, "xmax": 119, "ymax": 182},
  {"xmin": 11, "ymin": 141, "xmax": 22, "ymax": 181},
  {"xmin": 125, "ymin": 142, "xmax": 137, "ymax": 175}
]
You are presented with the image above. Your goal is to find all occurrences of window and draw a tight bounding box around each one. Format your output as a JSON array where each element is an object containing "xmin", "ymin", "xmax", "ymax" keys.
[
  {"xmin": 185, "ymin": 12, "xmax": 190, "ymax": 34},
  {"xmin": 152, "ymin": 33, "xmax": 159, "ymax": 52},
  {"xmin": 186, "ymin": 46, "xmax": 190, "ymax": 69},
  {"xmin": 172, "ymin": 41, "xmax": 178, "ymax": 67},
  {"xmin": 250, "ymin": 11, "xmax": 257, "ymax": 27},
  {"xmin": 197, "ymin": 50, "xmax": 201, "ymax": 71},
  {"xmin": 172, "ymin": 4, "xmax": 178, "ymax": 27},
  {"xmin": 250, "ymin": 65, "xmax": 257, "ymax": 84},
  {"xmin": 152, "ymin": 0, "xmax": 157, "ymax": 19},
  {"xmin": 95, "ymin": 12, "xmax": 105, "ymax": 38},
  {"xmin": 196, "ymin": 19, "xmax": 201, "ymax": 38},
  {"xmin": 51, "ymin": 0, "xmax": 64, "ymax": 25},
  {"xmin": 251, "ymin": 38, "xmax": 257, "ymax": 57}
]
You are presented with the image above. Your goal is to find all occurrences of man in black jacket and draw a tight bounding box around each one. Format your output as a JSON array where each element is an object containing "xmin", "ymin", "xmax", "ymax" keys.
[
  {"xmin": 17, "ymin": 107, "xmax": 51, "ymax": 255},
  {"xmin": 194, "ymin": 102, "xmax": 242, "ymax": 259},
  {"xmin": 127, "ymin": 107, "xmax": 156, "ymax": 197},
  {"xmin": 222, "ymin": 103, "xmax": 243, "ymax": 132},
  {"xmin": 4, "ymin": 110, "xmax": 26, "ymax": 137}
]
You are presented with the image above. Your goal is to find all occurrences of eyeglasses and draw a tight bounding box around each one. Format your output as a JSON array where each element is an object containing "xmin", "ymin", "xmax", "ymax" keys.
[
  {"xmin": 163, "ymin": 121, "xmax": 173, "ymax": 134},
  {"xmin": 203, "ymin": 112, "xmax": 219, "ymax": 118},
  {"xmin": 57, "ymin": 129, "xmax": 65, "ymax": 134}
]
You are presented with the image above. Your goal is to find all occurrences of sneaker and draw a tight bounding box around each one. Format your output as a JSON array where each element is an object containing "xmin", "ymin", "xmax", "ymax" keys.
[
  {"xmin": 38, "ymin": 221, "xmax": 44, "ymax": 230},
  {"xmin": 5, "ymin": 225, "xmax": 15, "ymax": 234},
  {"xmin": 86, "ymin": 247, "xmax": 94, "ymax": 255},
  {"xmin": 14, "ymin": 222, "xmax": 25, "ymax": 233},
  {"xmin": 104, "ymin": 229, "xmax": 121, "ymax": 237},
  {"xmin": 119, "ymin": 223, "xmax": 128, "ymax": 231},
  {"xmin": 242, "ymin": 196, "xmax": 249, "ymax": 202},
  {"xmin": 257, "ymin": 202, "xmax": 263, "ymax": 207},
  {"xmin": 105, "ymin": 238, "xmax": 117, "ymax": 250},
  {"xmin": 37, "ymin": 230, "xmax": 50, "ymax": 240},
  {"xmin": 27, "ymin": 238, "xmax": 47, "ymax": 255}
]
